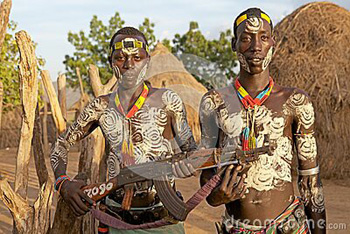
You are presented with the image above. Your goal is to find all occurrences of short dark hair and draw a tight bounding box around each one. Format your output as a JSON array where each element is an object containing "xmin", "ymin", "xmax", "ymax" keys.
[
  {"xmin": 233, "ymin": 8, "xmax": 273, "ymax": 39},
  {"xmin": 109, "ymin": 26, "xmax": 148, "ymax": 49}
]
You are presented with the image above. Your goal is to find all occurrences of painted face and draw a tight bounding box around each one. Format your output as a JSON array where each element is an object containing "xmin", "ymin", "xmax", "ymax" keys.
[
  {"xmin": 110, "ymin": 35, "xmax": 149, "ymax": 89},
  {"xmin": 235, "ymin": 17, "xmax": 274, "ymax": 74}
]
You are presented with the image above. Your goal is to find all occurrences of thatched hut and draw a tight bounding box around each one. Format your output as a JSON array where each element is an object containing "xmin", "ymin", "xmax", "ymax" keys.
[
  {"xmin": 146, "ymin": 43, "xmax": 208, "ymax": 142},
  {"xmin": 270, "ymin": 2, "xmax": 350, "ymax": 178}
]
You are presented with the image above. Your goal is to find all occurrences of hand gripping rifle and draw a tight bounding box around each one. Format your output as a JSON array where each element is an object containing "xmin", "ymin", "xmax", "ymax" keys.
[{"xmin": 82, "ymin": 139, "xmax": 272, "ymax": 222}]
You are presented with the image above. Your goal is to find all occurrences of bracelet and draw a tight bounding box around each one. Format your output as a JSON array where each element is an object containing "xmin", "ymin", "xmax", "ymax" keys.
[
  {"xmin": 298, "ymin": 166, "xmax": 319, "ymax": 176},
  {"xmin": 54, "ymin": 175, "xmax": 71, "ymax": 191},
  {"xmin": 57, "ymin": 178, "xmax": 70, "ymax": 194}
]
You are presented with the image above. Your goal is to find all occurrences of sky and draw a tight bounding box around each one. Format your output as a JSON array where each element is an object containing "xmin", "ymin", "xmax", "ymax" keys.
[{"xmin": 8, "ymin": 0, "xmax": 350, "ymax": 80}]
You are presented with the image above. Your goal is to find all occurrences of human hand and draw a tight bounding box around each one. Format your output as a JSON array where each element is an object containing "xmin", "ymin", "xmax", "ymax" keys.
[
  {"xmin": 60, "ymin": 179, "xmax": 96, "ymax": 216},
  {"xmin": 172, "ymin": 159, "xmax": 196, "ymax": 178},
  {"xmin": 214, "ymin": 165, "xmax": 247, "ymax": 204}
]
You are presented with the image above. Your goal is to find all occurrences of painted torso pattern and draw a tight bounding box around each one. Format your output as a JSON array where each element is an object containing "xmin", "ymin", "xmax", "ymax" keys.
[
  {"xmin": 50, "ymin": 87, "xmax": 196, "ymax": 192},
  {"xmin": 200, "ymin": 85, "xmax": 317, "ymax": 192}
]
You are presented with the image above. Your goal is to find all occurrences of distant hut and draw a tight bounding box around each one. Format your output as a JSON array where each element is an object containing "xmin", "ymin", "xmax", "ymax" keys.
[
  {"xmin": 270, "ymin": 2, "xmax": 350, "ymax": 178},
  {"xmin": 146, "ymin": 43, "xmax": 208, "ymax": 142}
]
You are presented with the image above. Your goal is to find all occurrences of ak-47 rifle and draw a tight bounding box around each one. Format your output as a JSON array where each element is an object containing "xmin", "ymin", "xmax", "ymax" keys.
[{"xmin": 82, "ymin": 139, "xmax": 272, "ymax": 221}]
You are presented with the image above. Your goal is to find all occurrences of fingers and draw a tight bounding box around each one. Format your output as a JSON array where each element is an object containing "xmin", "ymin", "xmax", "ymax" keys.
[
  {"xmin": 220, "ymin": 165, "xmax": 234, "ymax": 190},
  {"xmin": 79, "ymin": 189, "xmax": 96, "ymax": 207},
  {"xmin": 227, "ymin": 165, "xmax": 242, "ymax": 192},
  {"xmin": 232, "ymin": 174, "xmax": 247, "ymax": 199},
  {"xmin": 172, "ymin": 160, "xmax": 195, "ymax": 178},
  {"xmin": 73, "ymin": 193, "xmax": 90, "ymax": 214}
]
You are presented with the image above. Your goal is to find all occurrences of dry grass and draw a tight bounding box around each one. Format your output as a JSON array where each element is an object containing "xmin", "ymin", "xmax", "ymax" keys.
[{"xmin": 270, "ymin": 2, "xmax": 350, "ymax": 178}]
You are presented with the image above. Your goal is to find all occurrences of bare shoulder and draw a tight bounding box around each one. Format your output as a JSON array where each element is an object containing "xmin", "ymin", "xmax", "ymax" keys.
[{"xmin": 273, "ymin": 84, "xmax": 311, "ymax": 104}]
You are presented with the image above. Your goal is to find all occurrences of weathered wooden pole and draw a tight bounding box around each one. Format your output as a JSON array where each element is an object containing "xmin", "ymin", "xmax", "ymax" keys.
[
  {"xmin": 32, "ymin": 105, "xmax": 49, "ymax": 187},
  {"xmin": 0, "ymin": 30, "xmax": 53, "ymax": 234},
  {"xmin": 14, "ymin": 30, "xmax": 39, "ymax": 198},
  {"xmin": 57, "ymin": 74, "xmax": 67, "ymax": 121},
  {"xmin": 0, "ymin": 0, "xmax": 12, "ymax": 131},
  {"xmin": 42, "ymin": 92, "xmax": 49, "ymax": 156},
  {"xmin": 0, "ymin": 0, "xmax": 12, "ymax": 50},
  {"xmin": 41, "ymin": 70, "xmax": 66, "ymax": 134},
  {"xmin": 89, "ymin": 64, "xmax": 117, "ymax": 96},
  {"xmin": 76, "ymin": 67, "xmax": 84, "ymax": 96}
]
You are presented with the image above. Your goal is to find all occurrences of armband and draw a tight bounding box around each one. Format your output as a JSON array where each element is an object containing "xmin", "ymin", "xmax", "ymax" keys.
[{"xmin": 298, "ymin": 166, "xmax": 319, "ymax": 176}]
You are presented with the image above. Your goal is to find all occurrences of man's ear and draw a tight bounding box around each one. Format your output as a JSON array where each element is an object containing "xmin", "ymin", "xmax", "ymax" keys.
[
  {"xmin": 272, "ymin": 34, "xmax": 276, "ymax": 46},
  {"xmin": 231, "ymin": 37, "xmax": 237, "ymax": 52}
]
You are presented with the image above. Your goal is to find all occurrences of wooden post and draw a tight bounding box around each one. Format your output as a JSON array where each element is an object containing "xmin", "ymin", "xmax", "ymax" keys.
[
  {"xmin": 42, "ymin": 94, "xmax": 49, "ymax": 156},
  {"xmin": 14, "ymin": 30, "xmax": 39, "ymax": 198},
  {"xmin": 76, "ymin": 67, "xmax": 84, "ymax": 96},
  {"xmin": 0, "ymin": 30, "xmax": 53, "ymax": 234},
  {"xmin": 57, "ymin": 74, "xmax": 67, "ymax": 121},
  {"xmin": 89, "ymin": 64, "xmax": 117, "ymax": 97},
  {"xmin": 41, "ymin": 70, "xmax": 66, "ymax": 134},
  {"xmin": 0, "ymin": 0, "xmax": 12, "ymax": 50},
  {"xmin": 32, "ymin": 105, "xmax": 49, "ymax": 188},
  {"xmin": 0, "ymin": 0, "xmax": 12, "ymax": 130}
]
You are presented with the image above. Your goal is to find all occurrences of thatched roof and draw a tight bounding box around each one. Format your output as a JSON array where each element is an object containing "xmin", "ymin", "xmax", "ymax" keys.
[
  {"xmin": 270, "ymin": 2, "xmax": 350, "ymax": 178},
  {"xmin": 146, "ymin": 43, "xmax": 208, "ymax": 142}
]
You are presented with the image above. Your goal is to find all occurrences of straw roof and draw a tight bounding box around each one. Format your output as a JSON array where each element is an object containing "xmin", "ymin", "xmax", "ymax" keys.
[
  {"xmin": 270, "ymin": 2, "xmax": 350, "ymax": 178},
  {"xmin": 146, "ymin": 43, "xmax": 208, "ymax": 142}
]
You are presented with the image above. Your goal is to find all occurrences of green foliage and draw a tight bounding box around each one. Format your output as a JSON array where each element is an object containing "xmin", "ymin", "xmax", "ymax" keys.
[
  {"xmin": 63, "ymin": 13, "xmax": 156, "ymax": 93},
  {"xmin": 0, "ymin": 21, "xmax": 45, "ymax": 111},
  {"xmin": 170, "ymin": 21, "xmax": 238, "ymax": 89}
]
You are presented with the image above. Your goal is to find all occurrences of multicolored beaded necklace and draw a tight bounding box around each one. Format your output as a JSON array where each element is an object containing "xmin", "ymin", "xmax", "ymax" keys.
[
  {"xmin": 235, "ymin": 77, "xmax": 274, "ymax": 151},
  {"xmin": 115, "ymin": 82, "xmax": 149, "ymax": 165}
]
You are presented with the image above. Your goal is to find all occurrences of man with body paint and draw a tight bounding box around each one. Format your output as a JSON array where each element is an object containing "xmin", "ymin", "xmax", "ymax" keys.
[
  {"xmin": 50, "ymin": 27, "xmax": 197, "ymax": 233},
  {"xmin": 199, "ymin": 8, "xmax": 326, "ymax": 234}
]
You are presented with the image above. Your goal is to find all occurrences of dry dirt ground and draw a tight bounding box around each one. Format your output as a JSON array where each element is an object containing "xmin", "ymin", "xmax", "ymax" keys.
[{"xmin": 0, "ymin": 148, "xmax": 349, "ymax": 233}]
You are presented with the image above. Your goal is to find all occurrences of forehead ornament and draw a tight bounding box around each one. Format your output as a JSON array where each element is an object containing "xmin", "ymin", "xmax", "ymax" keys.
[
  {"xmin": 235, "ymin": 13, "xmax": 271, "ymax": 27},
  {"xmin": 245, "ymin": 17, "xmax": 263, "ymax": 33},
  {"xmin": 110, "ymin": 37, "xmax": 149, "ymax": 56}
]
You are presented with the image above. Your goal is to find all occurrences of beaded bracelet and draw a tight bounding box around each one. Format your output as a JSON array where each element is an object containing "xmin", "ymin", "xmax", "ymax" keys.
[
  {"xmin": 54, "ymin": 175, "xmax": 71, "ymax": 191},
  {"xmin": 57, "ymin": 178, "xmax": 70, "ymax": 194}
]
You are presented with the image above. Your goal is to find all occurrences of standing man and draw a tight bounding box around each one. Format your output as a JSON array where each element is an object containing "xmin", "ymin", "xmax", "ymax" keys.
[
  {"xmin": 200, "ymin": 8, "xmax": 326, "ymax": 234},
  {"xmin": 50, "ymin": 27, "xmax": 197, "ymax": 233}
]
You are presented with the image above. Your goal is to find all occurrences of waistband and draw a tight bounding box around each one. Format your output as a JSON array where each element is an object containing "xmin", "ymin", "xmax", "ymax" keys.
[{"xmin": 223, "ymin": 197, "xmax": 310, "ymax": 234}]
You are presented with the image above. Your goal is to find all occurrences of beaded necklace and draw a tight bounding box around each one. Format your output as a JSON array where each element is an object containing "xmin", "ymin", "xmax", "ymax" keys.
[
  {"xmin": 115, "ymin": 82, "xmax": 149, "ymax": 165},
  {"xmin": 235, "ymin": 77, "xmax": 274, "ymax": 151}
]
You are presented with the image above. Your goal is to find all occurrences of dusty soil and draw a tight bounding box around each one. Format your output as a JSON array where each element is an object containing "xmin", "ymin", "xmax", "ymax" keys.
[{"xmin": 0, "ymin": 148, "xmax": 349, "ymax": 233}]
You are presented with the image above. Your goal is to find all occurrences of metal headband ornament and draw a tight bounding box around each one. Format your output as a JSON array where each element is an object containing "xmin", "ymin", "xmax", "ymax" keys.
[
  {"xmin": 110, "ymin": 38, "xmax": 150, "ymax": 55},
  {"xmin": 235, "ymin": 12, "xmax": 271, "ymax": 27}
]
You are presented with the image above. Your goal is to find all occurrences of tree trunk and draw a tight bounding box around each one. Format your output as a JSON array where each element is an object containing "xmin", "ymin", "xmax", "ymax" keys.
[
  {"xmin": 14, "ymin": 30, "xmax": 39, "ymax": 199},
  {"xmin": 41, "ymin": 70, "xmax": 66, "ymax": 134},
  {"xmin": 0, "ymin": 0, "xmax": 12, "ymax": 50},
  {"xmin": 57, "ymin": 74, "xmax": 67, "ymax": 121}
]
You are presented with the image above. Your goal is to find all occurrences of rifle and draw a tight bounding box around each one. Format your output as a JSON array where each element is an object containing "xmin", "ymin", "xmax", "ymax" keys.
[{"xmin": 82, "ymin": 140, "xmax": 272, "ymax": 221}]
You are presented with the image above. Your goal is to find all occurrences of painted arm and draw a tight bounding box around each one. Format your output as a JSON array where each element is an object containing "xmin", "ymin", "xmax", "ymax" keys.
[
  {"xmin": 292, "ymin": 91, "xmax": 326, "ymax": 234},
  {"xmin": 50, "ymin": 96, "xmax": 108, "ymax": 216},
  {"xmin": 198, "ymin": 92, "xmax": 245, "ymax": 206},
  {"xmin": 162, "ymin": 90, "xmax": 198, "ymax": 178},
  {"xmin": 50, "ymin": 97, "xmax": 108, "ymax": 177}
]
